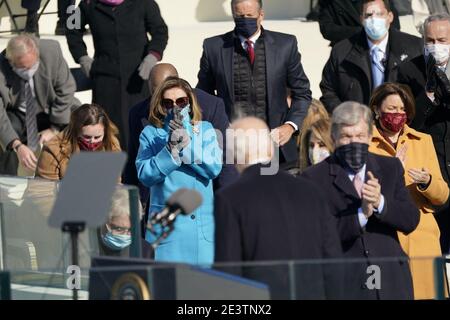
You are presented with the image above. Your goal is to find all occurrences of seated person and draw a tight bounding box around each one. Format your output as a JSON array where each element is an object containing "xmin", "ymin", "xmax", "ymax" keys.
[{"xmin": 35, "ymin": 104, "xmax": 121, "ymax": 180}]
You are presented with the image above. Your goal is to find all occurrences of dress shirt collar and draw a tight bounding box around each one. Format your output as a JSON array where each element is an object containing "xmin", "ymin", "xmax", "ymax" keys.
[
  {"xmin": 239, "ymin": 29, "xmax": 262, "ymax": 49},
  {"xmin": 367, "ymin": 33, "xmax": 389, "ymax": 55}
]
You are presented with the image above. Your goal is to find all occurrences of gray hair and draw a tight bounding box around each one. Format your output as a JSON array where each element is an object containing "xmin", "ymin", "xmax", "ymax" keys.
[
  {"xmin": 423, "ymin": 13, "xmax": 450, "ymax": 36},
  {"xmin": 331, "ymin": 101, "xmax": 373, "ymax": 140},
  {"xmin": 5, "ymin": 34, "xmax": 39, "ymax": 63},
  {"xmin": 108, "ymin": 190, "xmax": 131, "ymax": 221}
]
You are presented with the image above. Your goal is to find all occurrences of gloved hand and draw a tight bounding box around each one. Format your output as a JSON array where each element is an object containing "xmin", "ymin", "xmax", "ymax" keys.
[
  {"xmin": 167, "ymin": 109, "xmax": 190, "ymax": 156},
  {"xmin": 434, "ymin": 67, "xmax": 450, "ymax": 107},
  {"xmin": 79, "ymin": 55, "xmax": 94, "ymax": 78},
  {"xmin": 138, "ymin": 53, "xmax": 158, "ymax": 80},
  {"xmin": 425, "ymin": 54, "xmax": 438, "ymax": 93}
]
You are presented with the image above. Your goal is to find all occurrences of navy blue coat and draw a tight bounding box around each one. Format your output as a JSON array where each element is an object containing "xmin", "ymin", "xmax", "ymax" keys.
[
  {"xmin": 197, "ymin": 29, "xmax": 312, "ymax": 164},
  {"xmin": 302, "ymin": 153, "xmax": 420, "ymax": 299},
  {"xmin": 123, "ymin": 88, "xmax": 239, "ymax": 203}
]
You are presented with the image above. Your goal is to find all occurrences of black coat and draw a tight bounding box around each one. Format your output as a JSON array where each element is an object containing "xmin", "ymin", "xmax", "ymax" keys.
[
  {"xmin": 397, "ymin": 55, "xmax": 450, "ymax": 183},
  {"xmin": 66, "ymin": 0, "xmax": 168, "ymax": 149},
  {"xmin": 397, "ymin": 55, "xmax": 450, "ymax": 253},
  {"xmin": 197, "ymin": 29, "xmax": 312, "ymax": 164},
  {"xmin": 302, "ymin": 153, "xmax": 420, "ymax": 299},
  {"xmin": 214, "ymin": 164, "xmax": 343, "ymax": 299},
  {"xmin": 123, "ymin": 88, "xmax": 239, "ymax": 202},
  {"xmin": 318, "ymin": 0, "xmax": 401, "ymax": 46},
  {"xmin": 320, "ymin": 29, "xmax": 422, "ymax": 113}
]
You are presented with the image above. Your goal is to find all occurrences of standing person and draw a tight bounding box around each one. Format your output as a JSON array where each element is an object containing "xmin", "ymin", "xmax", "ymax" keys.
[
  {"xmin": 136, "ymin": 77, "xmax": 222, "ymax": 265},
  {"xmin": 124, "ymin": 63, "xmax": 238, "ymax": 206},
  {"xmin": 197, "ymin": 0, "xmax": 312, "ymax": 169},
  {"xmin": 320, "ymin": 0, "xmax": 422, "ymax": 113},
  {"xmin": 66, "ymin": 0, "xmax": 169, "ymax": 150},
  {"xmin": 318, "ymin": 0, "xmax": 401, "ymax": 46},
  {"xmin": 21, "ymin": 0, "xmax": 76, "ymax": 36},
  {"xmin": 36, "ymin": 104, "xmax": 121, "ymax": 180},
  {"xmin": 0, "ymin": 34, "xmax": 79, "ymax": 176},
  {"xmin": 397, "ymin": 13, "xmax": 450, "ymax": 253},
  {"xmin": 215, "ymin": 117, "xmax": 342, "ymax": 299},
  {"xmin": 368, "ymin": 82, "xmax": 449, "ymax": 300},
  {"xmin": 302, "ymin": 101, "xmax": 420, "ymax": 299}
]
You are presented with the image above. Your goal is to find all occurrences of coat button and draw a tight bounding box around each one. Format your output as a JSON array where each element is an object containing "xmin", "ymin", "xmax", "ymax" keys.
[
  {"xmin": 191, "ymin": 215, "xmax": 195, "ymax": 220},
  {"xmin": 364, "ymin": 250, "xmax": 370, "ymax": 256}
]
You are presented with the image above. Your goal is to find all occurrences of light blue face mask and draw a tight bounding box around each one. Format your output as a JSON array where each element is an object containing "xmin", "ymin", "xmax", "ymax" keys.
[
  {"xmin": 13, "ymin": 61, "xmax": 40, "ymax": 81},
  {"xmin": 102, "ymin": 232, "xmax": 131, "ymax": 251},
  {"xmin": 179, "ymin": 104, "xmax": 191, "ymax": 126},
  {"xmin": 363, "ymin": 17, "xmax": 388, "ymax": 41}
]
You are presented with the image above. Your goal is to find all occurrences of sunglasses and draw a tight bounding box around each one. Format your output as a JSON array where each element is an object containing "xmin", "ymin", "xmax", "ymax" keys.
[{"xmin": 161, "ymin": 96, "xmax": 190, "ymax": 109}]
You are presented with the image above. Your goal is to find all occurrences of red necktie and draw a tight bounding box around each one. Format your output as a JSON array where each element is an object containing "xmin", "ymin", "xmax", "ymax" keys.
[{"xmin": 245, "ymin": 40, "xmax": 255, "ymax": 65}]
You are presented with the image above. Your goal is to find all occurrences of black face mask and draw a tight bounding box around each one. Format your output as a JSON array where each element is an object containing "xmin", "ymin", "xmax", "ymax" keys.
[
  {"xmin": 234, "ymin": 17, "xmax": 258, "ymax": 38},
  {"xmin": 334, "ymin": 142, "xmax": 369, "ymax": 173}
]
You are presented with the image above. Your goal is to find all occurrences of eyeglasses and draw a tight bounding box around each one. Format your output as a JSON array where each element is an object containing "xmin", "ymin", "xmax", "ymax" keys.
[
  {"xmin": 161, "ymin": 96, "xmax": 190, "ymax": 109},
  {"xmin": 107, "ymin": 224, "xmax": 132, "ymax": 235}
]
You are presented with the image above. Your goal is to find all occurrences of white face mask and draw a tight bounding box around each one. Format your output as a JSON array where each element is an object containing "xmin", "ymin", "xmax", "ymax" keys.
[
  {"xmin": 308, "ymin": 147, "xmax": 330, "ymax": 165},
  {"xmin": 12, "ymin": 61, "xmax": 40, "ymax": 81},
  {"xmin": 425, "ymin": 44, "xmax": 450, "ymax": 65}
]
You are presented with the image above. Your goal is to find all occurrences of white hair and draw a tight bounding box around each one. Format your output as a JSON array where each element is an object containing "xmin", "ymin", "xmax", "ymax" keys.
[{"xmin": 5, "ymin": 34, "xmax": 39, "ymax": 63}]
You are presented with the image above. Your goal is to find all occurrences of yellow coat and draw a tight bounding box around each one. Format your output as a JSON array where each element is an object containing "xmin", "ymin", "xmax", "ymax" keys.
[{"xmin": 370, "ymin": 125, "xmax": 449, "ymax": 300}]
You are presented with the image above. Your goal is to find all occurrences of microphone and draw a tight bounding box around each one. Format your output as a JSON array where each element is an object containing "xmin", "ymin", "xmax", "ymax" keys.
[{"xmin": 147, "ymin": 188, "xmax": 202, "ymax": 248}]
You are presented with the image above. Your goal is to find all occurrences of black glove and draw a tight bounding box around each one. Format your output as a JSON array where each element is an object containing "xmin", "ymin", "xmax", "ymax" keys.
[
  {"xmin": 434, "ymin": 68, "xmax": 450, "ymax": 107},
  {"xmin": 425, "ymin": 54, "xmax": 438, "ymax": 93}
]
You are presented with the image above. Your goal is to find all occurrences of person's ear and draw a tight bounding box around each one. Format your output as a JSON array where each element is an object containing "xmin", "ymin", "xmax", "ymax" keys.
[
  {"xmin": 387, "ymin": 11, "xmax": 394, "ymax": 25},
  {"xmin": 259, "ymin": 9, "xmax": 265, "ymax": 21}
]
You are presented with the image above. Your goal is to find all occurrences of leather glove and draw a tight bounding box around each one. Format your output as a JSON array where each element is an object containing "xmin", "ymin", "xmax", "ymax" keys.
[
  {"xmin": 138, "ymin": 53, "xmax": 158, "ymax": 80},
  {"xmin": 434, "ymin": 67, "xmax": 450, "ymax": 107},
  {"xmin": 79, "ymin": 55, "xmax": 94, "ymax": 78}
]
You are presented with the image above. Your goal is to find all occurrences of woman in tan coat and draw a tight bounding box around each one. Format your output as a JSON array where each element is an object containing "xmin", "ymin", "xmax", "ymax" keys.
[
  {"xmin": 368, "ymin": 83, "xmax": 449, "ymax": 299},
  {"xmin": 36, "ymin": 103, "xmax": 121, "ymax": 180}
]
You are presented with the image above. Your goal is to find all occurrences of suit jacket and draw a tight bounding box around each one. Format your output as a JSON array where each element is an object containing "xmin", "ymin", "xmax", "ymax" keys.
[
  {"xmin": 0, "ymin": 39, "xmax": 80, "ymax": 150},
  {"xmin": 197, "ymin": 29, "xmax": 312, "ymax": 163},
  {"xmin": 320, "ymin": 29, "xmax": 422, "ymax": 113},
  {"xmin": 214, "ymin": 163, "xmax": 343, "ymax": 299},
  {"xmin": 318, "ymin": 0, "xmax": 401, "ymax": 46},
  {"xmin": 302, "ymin": 153, "xmax": 420, "ymax": 299},
  {"xmin": 123, "ymin": 88, "xmax": 239, "ymax": 202}
]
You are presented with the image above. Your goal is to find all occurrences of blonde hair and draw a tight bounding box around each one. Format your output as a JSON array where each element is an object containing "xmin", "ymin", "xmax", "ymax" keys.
[
  {"xmin": 148, "ymin": 77, "xmax": 202, "ymax": 128},
  {"xmin": 299, "ymin": 118, "xmax": 333, "ymax": 172}
]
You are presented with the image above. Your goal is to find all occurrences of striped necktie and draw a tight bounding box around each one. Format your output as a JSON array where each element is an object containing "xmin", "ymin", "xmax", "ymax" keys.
[
  {"xmin": 371, "ymin": 46, "xmax": 385, "ymax": 89},
  {"xmin": 23, "ymin": 80, "xmax": 39, "ymax": 151}
]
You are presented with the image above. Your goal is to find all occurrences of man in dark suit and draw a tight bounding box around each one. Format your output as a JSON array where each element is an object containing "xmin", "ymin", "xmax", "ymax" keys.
[
  {"xmin": 320, "ymin": 0, "xmax": 422, "ymax": 113},
  {"xmin": 318, "ymin": 0, "xmax": 401, "ymax": 46},
  {"xmin": 397, "ymin": 13, "xmax": 450, "ymax": 253},
  {"xmin": 197, "ymin": 0, "xmax": 312, "ymax": 169},
  {"xmin": 123, "ymin": 63, "xmax": 238, "ymax": 207},
  {"xmin": 302, "ymin": 102, "xmax": 420, "ymax": 299},
  {"xmin": 214, "ymin": 117, "xmax": 343, "ymax": 299}
]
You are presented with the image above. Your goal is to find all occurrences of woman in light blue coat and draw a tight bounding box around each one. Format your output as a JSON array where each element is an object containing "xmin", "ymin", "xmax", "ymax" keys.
[{"xmin": 136, "ymin": 77, "xmax": 222, "ymax": 265}]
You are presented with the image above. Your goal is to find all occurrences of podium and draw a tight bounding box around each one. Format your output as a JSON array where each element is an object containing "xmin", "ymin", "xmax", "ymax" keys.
[{"xmin": 89, "ymin": 256, "xmax": 270, "ymax": 300}]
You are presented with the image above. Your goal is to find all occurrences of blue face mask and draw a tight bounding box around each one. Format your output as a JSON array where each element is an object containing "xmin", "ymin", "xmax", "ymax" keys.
[
  {"xmin": 102, "ymin": 232, "xmax": 131, "ymax": 251},
  {"xmin": 363, "ymin": 17, "xmax": 388, "ymax": 41},
  {"xmin": 179, "ymin": 104, "xmax": 191, "ymax": 125},
  {"xmin": 234, "ymin": 17, "xmax": 258, "ymax": 39}
]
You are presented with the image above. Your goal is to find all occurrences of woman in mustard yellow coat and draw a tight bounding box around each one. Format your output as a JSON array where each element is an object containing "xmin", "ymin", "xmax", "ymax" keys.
[{"xmin": 368, "ymin": 83, "xmax": 449, "ymax": 299}]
